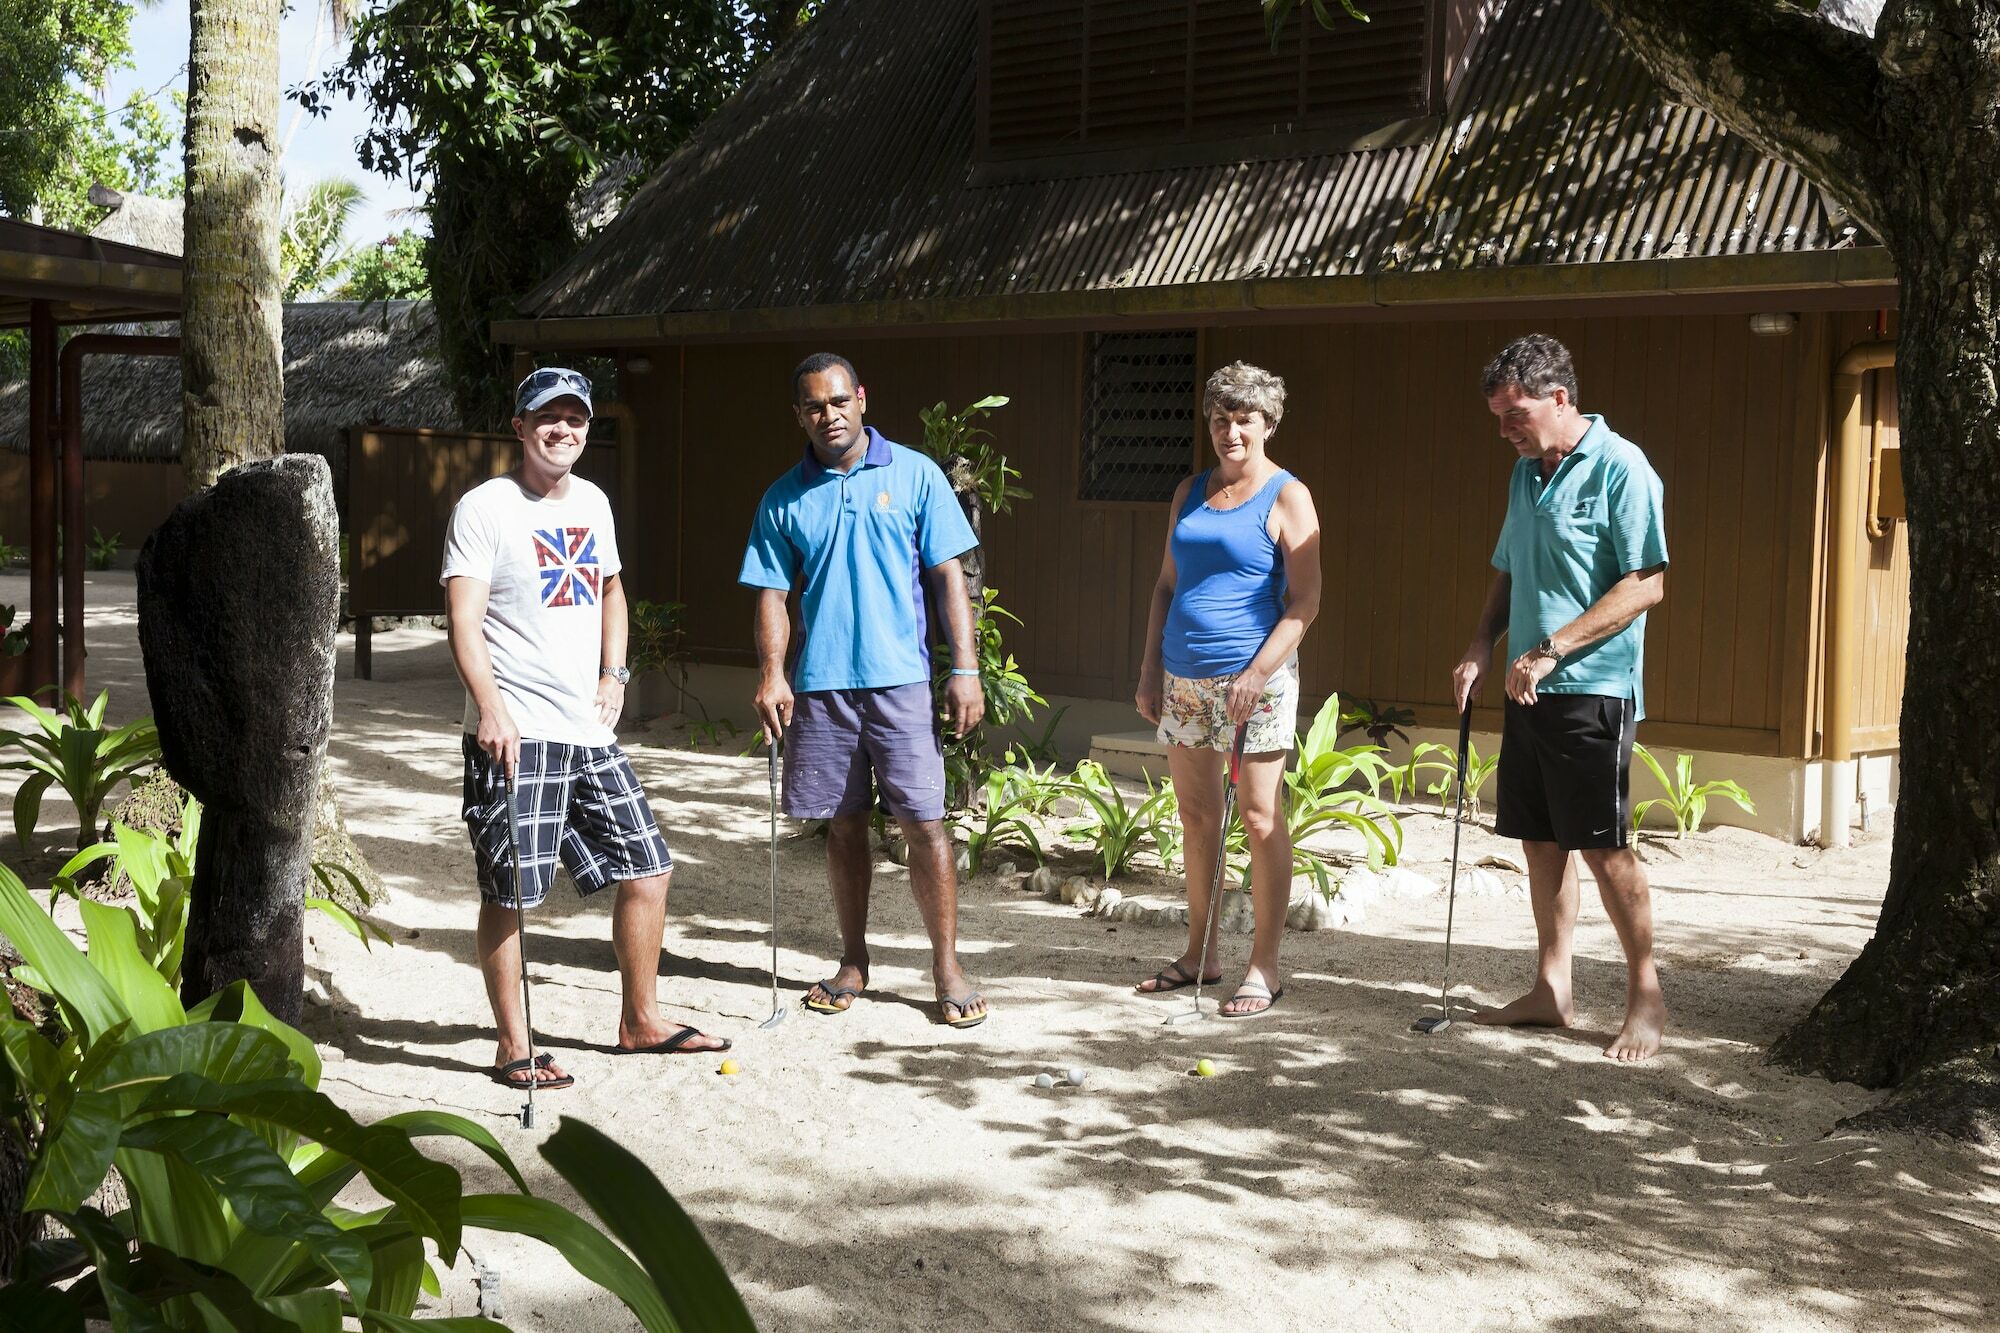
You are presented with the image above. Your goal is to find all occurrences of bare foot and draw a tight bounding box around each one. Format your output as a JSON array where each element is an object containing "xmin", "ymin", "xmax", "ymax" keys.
[
  {"xmin": 1603, "ymin": 987, "xmax": 1666, "ymax": 1062},
  {"xmin": 619, "ymin": 1018, "xmax": 731, "ymax": 1053},
  {"xmin": 1472, "ymin": 982, "xmax": 1575, "ymax": 1028},
  {"xmin": 805, "ymin": 960, "xmax": 868, "ymax": 1013}
]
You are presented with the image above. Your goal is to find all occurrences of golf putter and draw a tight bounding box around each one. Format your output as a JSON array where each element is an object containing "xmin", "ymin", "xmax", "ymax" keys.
[
  {"xmin": 758, "ymin": 738, "xmax": 786, "ymax": 1030},
  {"xmin": 1166, "ymin": 722, "xmax": 1249, "ymax": 1026},
  {"xmin": 503, "ymin": 771, "xmax": 538, "ymax": 1128},
  {"xmin": 1414, "ymin": 704, "xmax": 1474, "ymax": 1035}
]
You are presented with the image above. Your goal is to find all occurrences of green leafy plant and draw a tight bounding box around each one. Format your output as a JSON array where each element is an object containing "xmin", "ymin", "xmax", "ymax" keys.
[
  {"xmin": 1221, "ymin": 694, "xmax": 1405, "ymax": 891},
  {"xmin": 0, "ymin": 860, "xmax": 756, "ymax": 1331},
  {"xmin": 1066, "ymin": 760, "xmax": 1178, "ymax": 879},
  {"xmin": 0, "ymin": 534, "xmax": 23, "ymax": 567},
  {"xmin": 630, "ymin": 598, "xmax": 708, "ymax": 721},
  {"xmin": 917, "ymin": 394, "xmax": 1031, "ymax": 516},
  {"xmin": 956, "ymin": 767, "xmax": 1046, "ymax": 875},
  {"xmin": 997, "ymin": 758, "xmax": 1069, "ymax": 819},
  {"xmin": 84, "ymin": 527, "xmax": 120, "ymax": 572},
  {"xmin": 1405, "ymin": 739, "xmax": 1500, "ymax": 818},
  {"xmin": 1008, "ymin": 702, "xmax": 1070, "ymax": 766},
  {"xmin": 1141, "ymin": 773, "xmax": 1184, "ymax": 872},
  {"xmin": 1631, "ymin": 742, "xmax": 1756, "ymax": 837},
  {"xmin": 934, "ymin": 585, "xmax": 1047, "ymax": 812},
  {"xmin": 1, "ymin": 604, "xmax": 26, "ymax": 657},
  {"xmin": 1336, "ymin": 696, "xmax": 1415, "ymax": 749},
  {"xmin": 687, "ymin": 717, "xmax": 740, "ymax": 748},
  {"xmin": 1, "ymin": 689, "xmax": 161, "ymax": 855}
]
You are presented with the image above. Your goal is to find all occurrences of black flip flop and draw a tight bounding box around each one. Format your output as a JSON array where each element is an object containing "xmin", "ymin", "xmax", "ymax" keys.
[
  {"xmin": 1137, "ymin": 961, "xmax": 1224, "ymax": 994},
  {"xmin": 940, "ymin": 991, "xmax": 988, "ymax": 1029},
  {"xmin": 804, "ymin": 975, "xmax": 865, "ymax": 1014},
  {"xmin": 491, "ymin": 1052, "xmax": 574, "ymax": 1090},
  {"xmin": 616, "ymin": 1025, "xmax": 732, "ymax": 1054}
]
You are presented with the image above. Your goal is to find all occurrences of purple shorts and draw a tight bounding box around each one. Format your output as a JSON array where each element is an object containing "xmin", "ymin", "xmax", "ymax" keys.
[{"xmin": 784, "ymin": 682, "xmax": 945, "ymax": 823}]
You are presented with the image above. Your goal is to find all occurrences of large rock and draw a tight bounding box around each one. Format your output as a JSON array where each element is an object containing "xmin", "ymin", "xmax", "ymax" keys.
[{"xmin": 137, "ymin": 455, "xmax": 339, "ymax": 1021}]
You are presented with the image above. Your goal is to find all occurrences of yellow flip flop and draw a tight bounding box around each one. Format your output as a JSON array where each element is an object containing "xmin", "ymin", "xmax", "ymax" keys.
[{"xmin": 803, "ymin": 976, "xmax": 863, "ymax": 1014}]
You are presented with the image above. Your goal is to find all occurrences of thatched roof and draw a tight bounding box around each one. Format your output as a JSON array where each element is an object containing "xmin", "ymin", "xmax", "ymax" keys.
[
  {"xmin": 88, "ymin": 188, "xmax": 183, "ymax": 256},
  {"xmin": 0, "ymin": 302, "xmax": 457, "ymax": 492}
]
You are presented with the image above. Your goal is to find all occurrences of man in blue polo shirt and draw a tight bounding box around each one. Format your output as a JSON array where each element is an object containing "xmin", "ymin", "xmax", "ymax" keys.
[
  {"xmin": 1451, "ymin": 334, "xmax": 1669, "ymax": 1062},
  {"xmin": 740, "ymin": 352, "xmax": 989, "ymax": 1028}
]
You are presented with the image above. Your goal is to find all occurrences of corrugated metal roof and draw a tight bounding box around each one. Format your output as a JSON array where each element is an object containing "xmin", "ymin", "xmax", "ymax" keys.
[{"xmin": 526, "ymin": 0, "xmax": 1857, "ymax": 320}]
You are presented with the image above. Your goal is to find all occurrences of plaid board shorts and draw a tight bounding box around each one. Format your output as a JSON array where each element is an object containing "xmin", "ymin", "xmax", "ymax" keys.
[
  {"xmin": 462, "ymin": 736, "xmax": 673, "ymax": 908},
  {"xmin": 1157, "ymin": 655, "xmax": 1300, "ymax": 754}
]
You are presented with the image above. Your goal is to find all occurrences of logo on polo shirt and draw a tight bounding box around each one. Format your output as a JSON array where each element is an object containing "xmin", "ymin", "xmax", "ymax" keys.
[{"xmin": 876, "ymin": 491, "xmax": 892, "ymax": 510}]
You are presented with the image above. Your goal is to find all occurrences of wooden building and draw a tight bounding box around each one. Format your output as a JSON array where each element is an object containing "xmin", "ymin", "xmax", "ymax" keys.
[{"xmin": 492, "ymin": 0, "xmax": 1908, "ymax": 844}]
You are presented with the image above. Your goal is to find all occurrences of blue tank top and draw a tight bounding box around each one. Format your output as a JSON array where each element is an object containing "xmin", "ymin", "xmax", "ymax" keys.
[{"xmin": 1161, "ymin": 468, "xmax": 1294, "ymax": 678}]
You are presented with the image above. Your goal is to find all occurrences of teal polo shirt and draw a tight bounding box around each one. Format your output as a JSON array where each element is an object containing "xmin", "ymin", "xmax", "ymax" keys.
[
  {"xmin": 739, "ymin": 427, "xmax": 979, "ymax": 693},
  {"xmin": 1491, "ymin": 415, "xmax": 1668, "ymax": 717}
]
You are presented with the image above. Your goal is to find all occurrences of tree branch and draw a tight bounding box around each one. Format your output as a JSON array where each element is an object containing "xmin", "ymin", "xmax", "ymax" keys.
[{"xmin": 1588, "ymin": 0, "xmax": 1890, "ymax": 240}]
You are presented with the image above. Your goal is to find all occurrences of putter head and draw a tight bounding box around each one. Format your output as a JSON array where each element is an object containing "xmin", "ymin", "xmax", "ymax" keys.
[
  {"xmin": 758, "ymin": 1006, "xmax": 787, "ymax": 1030},
  {"xmin": 1412, "ymin": 1015, "xmax": 1452, "ymax": 1035},
  {"xmin": 1162, "ymin": 1006, "xmax": 1208, "ymax": 1026},
  {"xmin": 519, "ymin": 1101, "xmax": 535, "ymax": 1128}
]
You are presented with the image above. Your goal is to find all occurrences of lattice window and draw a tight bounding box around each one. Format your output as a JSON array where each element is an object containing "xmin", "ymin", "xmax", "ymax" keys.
[{"xmin": 1080, "ymin": 331, "xmax": 1198, "ymax": 503}]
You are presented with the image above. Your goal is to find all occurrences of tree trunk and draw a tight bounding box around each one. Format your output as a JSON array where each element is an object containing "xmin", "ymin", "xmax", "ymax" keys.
[
  {"xmin": 1767, "ymin": 105, "xmax": 2000, "ymax": 1141},
  {"xmin": 182, "ymin": 0, "xmax": 283, "ymax": 490},
  {"xmin": 945, "ymin": 457, "xmax": 985, "ymax": 607}
]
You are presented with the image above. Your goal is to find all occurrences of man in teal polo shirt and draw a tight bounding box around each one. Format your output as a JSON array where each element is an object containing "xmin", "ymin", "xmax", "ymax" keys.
[
  {"xmin": 1451, "ymin": 334, "xmax": 1669, "ymax": 1062},
  {"xmin": 740, "ymin": 352, "xmax": 990, "ymax": 1028}
]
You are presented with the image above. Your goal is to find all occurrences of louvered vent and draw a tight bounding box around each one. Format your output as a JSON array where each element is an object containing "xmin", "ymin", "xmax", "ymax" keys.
[
  {"xmin": 1080, "ymin": 331, "xmax": 1198, "ymax": 503},
  {"xmin": 981, "ymin": 0, "xmax": 1435, "ymax": 162}
]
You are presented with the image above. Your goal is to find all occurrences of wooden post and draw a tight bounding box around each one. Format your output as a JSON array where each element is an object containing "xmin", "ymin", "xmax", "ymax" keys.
[{"xmin": 27, "ymin": 300, "xmax": 57, "ymax": 700}]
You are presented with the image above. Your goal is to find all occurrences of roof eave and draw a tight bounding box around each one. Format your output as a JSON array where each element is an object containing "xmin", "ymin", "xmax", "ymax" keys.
[{"xmin": 495, "ymin": 248, "xmax": 1897, "ymax": 349}]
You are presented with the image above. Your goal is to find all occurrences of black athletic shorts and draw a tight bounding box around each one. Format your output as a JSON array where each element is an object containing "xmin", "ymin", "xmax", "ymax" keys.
[{"xmin": 1494, "ymin": 694, "xmax": 1638, "ymax": 851}]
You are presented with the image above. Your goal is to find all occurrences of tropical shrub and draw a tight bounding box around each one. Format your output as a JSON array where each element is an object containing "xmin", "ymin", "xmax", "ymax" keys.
[
  {"xmin": 629, "ymin": 598, "xmax": 708, "ymax": 721},
  {"xmin": 916, "ymin": 394, "xmax": 1030, "ymax": 516},
  {"xmin": 1631, "ymin": 742, "xmax": 1756, "ymax": 837},
  {"xmin": 85, "ymin": 528, "xmax": 120, "ymax": 572},
  {"xmin": 0, "ymin": 535, "xmax": 23, "ymax": 568},
  {"xmin": 0, "ymin": 605, "xmax": 26, "ymax": 658},
  {"xmin": 0, "ymin": 860, "xmax": 755, "ymax": 1330},
  {"xmin": 1405, "ymin": 738, "xmax": 1500, "ymax": 819},
  {"xmin": 1223, "ymin": 694, "xmax": 1405, "ymax": 891},
  {"xmin": 1008, "ymin": 703, "xmax": 1070, "ymax": 766},
  {"xmin": 1066, "ymin": 760, "xmax": 1178, "ymax": 879},
  {"xmin": 1337, "ymin": 696, "xmax": 1415, "ymax": 749},
  {"xmin": 1, "ymin": 690, "xmax": 160, "ymax": 855},
  {"xmin": 956, "ymin": 767, "xmax": 1045, "ymax": 875},
  {"xmin": 996, "ymin": 759, "xmax": 1068, "ymax": 818},
  {"xmin": 933, "ymin": 586, "xmax": 1046, "ymax": 812},
  {"xmin": 1141, "ymin": 773, "xmax": 1184, "ymax": 872}
]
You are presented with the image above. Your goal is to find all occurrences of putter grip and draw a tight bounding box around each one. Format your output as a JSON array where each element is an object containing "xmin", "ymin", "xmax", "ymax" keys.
[
  {"xmin": 1456, "ymin": 705, "xmax": 1471, "ymax": 760},
  {"xmin": 1229, "ymin": 722, "xmax": 1248, "ymax": 783}
]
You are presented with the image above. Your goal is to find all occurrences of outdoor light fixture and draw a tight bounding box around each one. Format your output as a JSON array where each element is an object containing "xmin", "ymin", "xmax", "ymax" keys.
[
  {"xmin": 1749, "ymin": 312, "xmax": 1797, "ymax": 336},
  {"xmin": 625, "ymin": 354, "xmax": 653, "ymax": 374}
]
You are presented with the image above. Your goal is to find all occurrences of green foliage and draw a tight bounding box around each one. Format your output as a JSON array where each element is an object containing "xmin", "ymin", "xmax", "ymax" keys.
[
  {"xmin": 0, "ymin": 689, "xmax": 160, "ymax": 855},
  {"xmin": 0, "ymin": 860, "xmax": 754, "ymax": 1331},
  {"xmin": 1262, "ymin": 0, "xmax": 1372, "ymax": 49},
  {"xmin": 917, "ymin": 395, "xmax": 1031, "ymax": 516},
  {"xmin": 934, "ymin": 586, "xmax": 1046, "ymax": 812},
  {"xmin": 335, "ymin": 229, "xmax": 433, "ymax": 303},
  {"xmin": 687, "ymin": 717, "xmax": 739, "ymax": 748},
  {"xmin": 1336, "ymin": 696, "xmax": 1414, "ymax": 749},
  {"xmin": 1, "ymin": 604, "xmax": 27, "ymax": 658},
  {"xmin": 0, "ymin": 0, "xmax": 135, "ymax": 223},
  {"xmin": 1066, "ymin": 760, "xmax": 1177, "ymax": 879},
  {"xmin": 956, "ymin": 767, "xmax": 1045, "ymax": 876},
  {"xmin": 1631, "ymin": 742, "xmax": 1756, "ymax": 838},
  {"xmin": 629, "ymin": 597, "xmax": 708, "ymax": 721},
  {"xmin": 280, "ymin": 178, "xmax": 367, "ymax": 299},
  {"xmin": 299, "ymin": 1, "xmax": 802, "ymax": 424},
  {"xmin": 85, "ymin": 527, "xmax": 118, "ymax": 571},
  {"xmin": 1141, "ymin": 773, "xmax": 1184, "ymax": 872},
  {"xmin": 0, "ymin": 534, "xmax": 23, "ymax": 567},
  {"xmin": 997, "ymin": 758, "xmax": 1068, "ymax": 818},
  {"xmin": 1404, "ymin": 738, "xmax": 1499, "ymax": 818},
  {"xmin": 1281, "ymin": 693, "xmax": 1403, "ymax": 880},
  {"xmin": 1009, "ymin": 702, "xmax": 1069, "ymax": 766}
]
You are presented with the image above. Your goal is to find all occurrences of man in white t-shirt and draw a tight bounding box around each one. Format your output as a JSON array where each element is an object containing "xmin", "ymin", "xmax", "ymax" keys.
[{"xmin": 442, "ymin": 366, "xmax": 729, "ymax": 1093}]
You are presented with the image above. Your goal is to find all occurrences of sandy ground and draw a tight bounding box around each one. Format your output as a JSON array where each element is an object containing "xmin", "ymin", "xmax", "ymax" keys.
[{"xmin": 3, "ymin": 570, "xmax": 1997, "ymax": 1332}]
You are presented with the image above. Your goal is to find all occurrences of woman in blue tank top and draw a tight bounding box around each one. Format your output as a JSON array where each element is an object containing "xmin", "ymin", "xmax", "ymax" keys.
[{"xmin": 1134, "ymin": 362, "xmax": 1322, "ymax": 1016}]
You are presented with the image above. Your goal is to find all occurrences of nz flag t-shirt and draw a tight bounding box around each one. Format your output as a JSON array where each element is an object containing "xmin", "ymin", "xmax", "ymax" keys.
[{"xmin": 441, "ymin": 475, "xmax": 621, "ymax": 746}]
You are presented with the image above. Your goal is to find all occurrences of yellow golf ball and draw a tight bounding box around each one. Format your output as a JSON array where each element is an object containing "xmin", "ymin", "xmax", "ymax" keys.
[
  {"xmin": 718, "ymin": 1059, "xmax": 741, "ymax": 1076},
  {"xmin": 1195, "ymin": 1058, "xmax": 1217, "ymax": 1078}
]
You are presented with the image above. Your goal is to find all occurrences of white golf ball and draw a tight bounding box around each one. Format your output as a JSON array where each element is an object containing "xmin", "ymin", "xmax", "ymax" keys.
[
  {"xmin": 1034, "ymin": 1072, "xmax": 1056, "ymax": 1089},
  {"xmin": 1065, "ymin": 1068, "xmax": 1087, "ymax": 1087}
]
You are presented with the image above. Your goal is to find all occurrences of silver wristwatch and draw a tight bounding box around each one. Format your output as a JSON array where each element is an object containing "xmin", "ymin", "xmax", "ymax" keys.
[
  {"xmin": 1533, "ymin": 637, "xmax": 1562, "ymax": 664},
  {"xmin": 601, "ymin": 665, "xmax": 631, "ymax": 684}
]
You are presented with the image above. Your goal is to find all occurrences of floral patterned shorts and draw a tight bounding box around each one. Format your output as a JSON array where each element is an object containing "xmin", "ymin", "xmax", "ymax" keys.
[{"xmin": 1157, "ymin": 656, "xmax": 1299, "ymax": 754}]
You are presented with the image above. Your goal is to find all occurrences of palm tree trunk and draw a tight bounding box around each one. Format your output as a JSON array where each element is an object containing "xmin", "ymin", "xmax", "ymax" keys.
[{"xmin": 182, "ymin": 0, "xmax": 284, "ymax": 490}]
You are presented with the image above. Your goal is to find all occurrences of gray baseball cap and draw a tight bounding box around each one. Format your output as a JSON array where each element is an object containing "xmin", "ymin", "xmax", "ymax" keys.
[{"xmin": 515, "ymin": 366, "xmax": 593, "ymax": 417}]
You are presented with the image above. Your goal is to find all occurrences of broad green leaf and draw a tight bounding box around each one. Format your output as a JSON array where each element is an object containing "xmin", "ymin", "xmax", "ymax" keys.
[
  {"xmin": 189, "ymin": 981, "xmax": 321, "ymax": 1089},
  {"xmin": 360, "ymin": 1314, "xmax": 507, "ymax": 1332},
  {"xmin": 137, "ymin": 1073, "xmax": 465, "ymax": 1261},
  {"xmin": 13, "ymin": 769, "xmax": 52, "ymax": 845},
  {"xmin": 116, "ymin": 821, "xmax": 169, "ymax": 900},
  {"xmin": 541, "ymin": 1118, "xmax": 756, "ymax": 1333},
  {"xmin": 460, "ymin": 1192, "xmax": 677, "ymax": 1332},
  {"xmin": 0, "ymin": 862, "xmax": 130, "ymax": 1041},
  {"xmin": 0, "ymin": 1013, "xmax": 63, "ymax": 1092},
  {"xmin": 79, "ymin": 900, "xmax": 185, "ymax": 1032},
  {"xmin": 23, "ymin": 1088, "xmax": 121, "ymax": 1213},
  {"xmin": 92, "ymin": 1023, "xmax": 296, "ymax": 1109},
  {"xmin": 51, "ymin": 1205, "xmax": 171, "ymax": 1332},
  {"xmin": 120, "ymin": 1113, "xmax": 375, "ymax": 1308},
  {"xmin": 355, "ymin": 1223, "xmax": 427, "ymax": 1320},
  {"xmin": 297, "ymin": 1108, "xmax": 529, "ymax": 1199},
  {"xmin": 304, "ymin": 897, "xmax": 376, "ymax": 950},
  {"xmin": 116, "ymin": 1147, "xmax": 233, "ymax": 1266}
]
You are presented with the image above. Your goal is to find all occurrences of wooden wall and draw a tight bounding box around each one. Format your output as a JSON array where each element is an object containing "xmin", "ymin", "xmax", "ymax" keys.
[
  {"xmin": 651, "ymin": 304, "xmax": 1902, "ymax": 760},
  {"xmin": 1854, "ymin": 342, "xmax": 1910, "ymax": 750}
]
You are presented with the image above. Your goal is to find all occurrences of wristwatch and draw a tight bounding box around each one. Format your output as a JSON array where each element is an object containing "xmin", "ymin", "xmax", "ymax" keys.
[
  {"xmin": 601, "ymin": 665, "xmax": 631, "ymax": 684},
  {"xmin": 1533, "ymin": 637, "xmax": 1562, "ymax": 664}
]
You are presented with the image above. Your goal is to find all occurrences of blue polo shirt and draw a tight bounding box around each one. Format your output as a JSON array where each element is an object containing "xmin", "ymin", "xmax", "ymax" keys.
[
  {"xmin": 739, "ymin": 427, "xmax": 979, "ymax": 693},
  {"xmin": 1491, "ymin": 415, "xmax": 1668, "ymax": 717}
]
